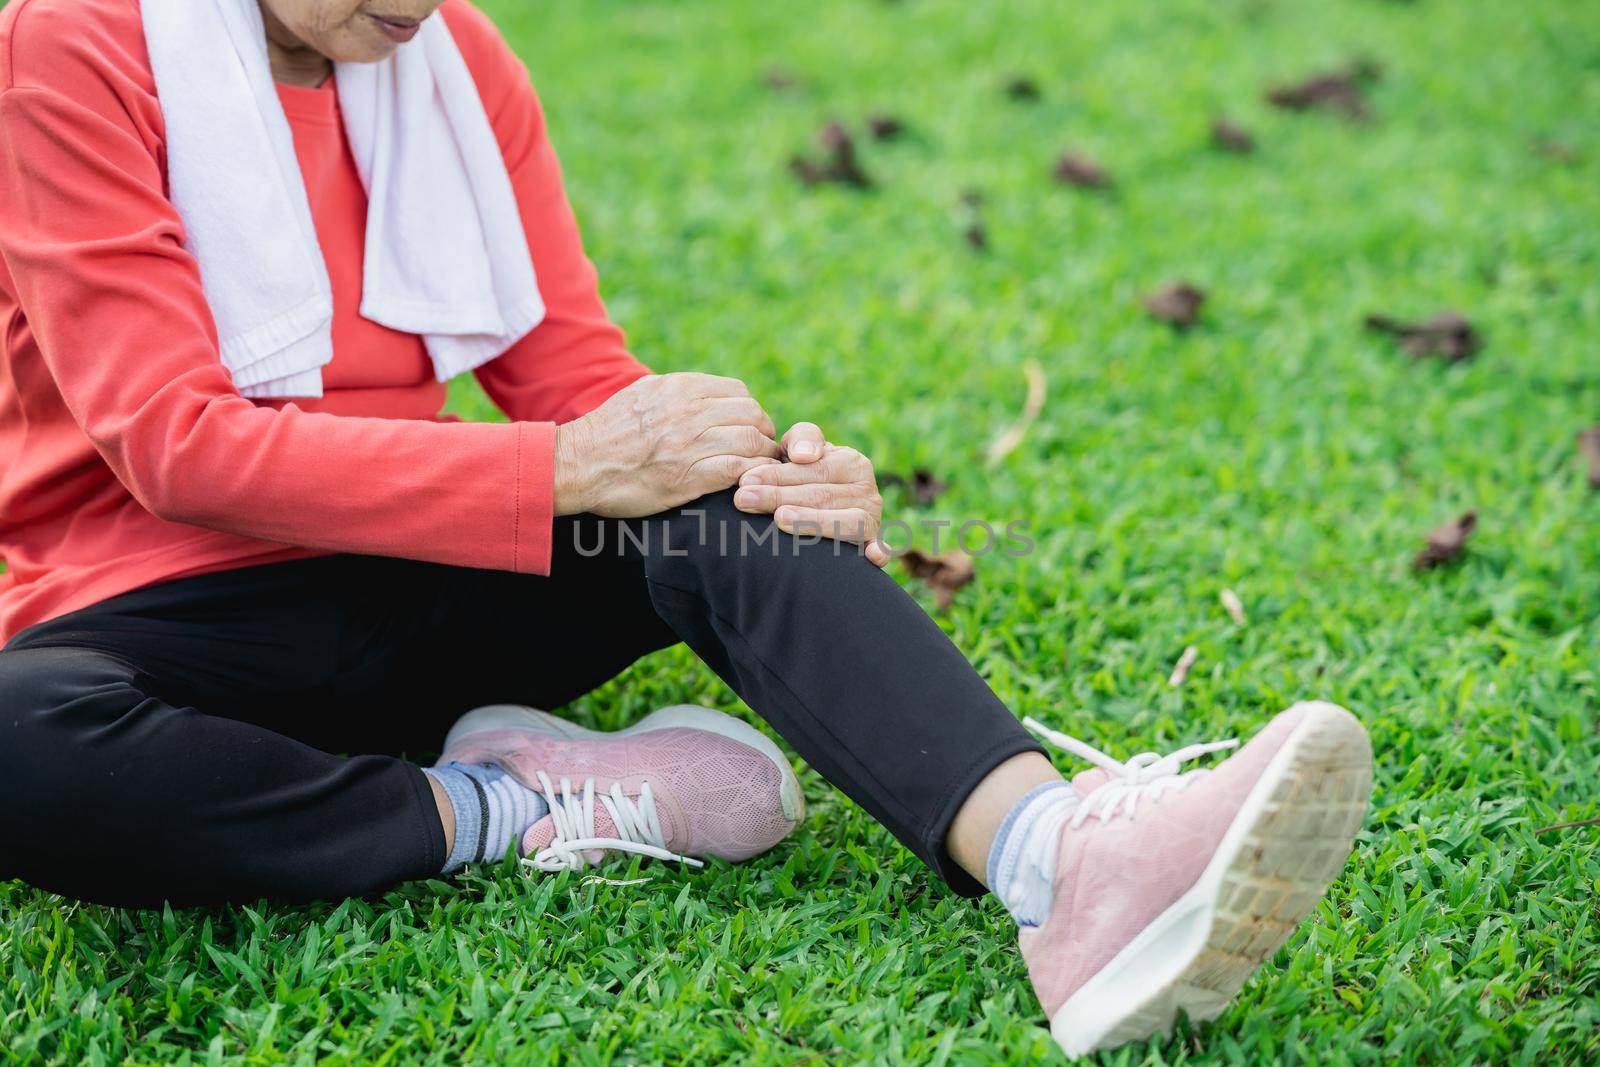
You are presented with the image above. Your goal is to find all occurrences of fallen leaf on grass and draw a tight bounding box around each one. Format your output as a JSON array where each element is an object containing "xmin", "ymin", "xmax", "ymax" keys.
[
  {"xmin": 1266, "ymin": 62, "xmax": 1379, "ymax": 121},
  {"xmin": 1413, "ymin": 511, "xmax": 1476, "ymax": 571},
  {"xmin": 986, "ymin": 359, "xmax": 1048, "ymax": 466},
  {"xmin": 1533, "ymin": 816, "xmax": 1600, "ymax": 834},
  {"xmin": 1211, "ymin": 119, "xmax": 1255, "ymax": 153},
  {"xmin": 1220, "ymin": 588, "xmax": 1247, "ymax": 626},
  {"xmin": 1168, "ymin": 645, "xmax": 1199, "ymax": 688},
  {"xmin": 1364, "ymin": 310, "xmax": 1481, "ymax": 363},
  {"xmin": 790, "ymin": 122, "xmax": 872, "ymax": 189},
  {"xmin": 1533, "ymin": 140, "xmax": 1579, "ymax": 164},
  {"xmin": 957, "ymin": 189, "xmax": 987, "ymax": 251},
  {"xmin": 900, "ymin": 548, "xmax": 975, "ymax": 611},
  {"xmin": 1052, "ymin": 151, "xmax": 1110, "ymax": 189},
  {"xmin": 880, "ymin": 468, "xmax": 950, "ymax": 506},
  {"xmin": 1004, "ymin": 76, "xmax": 1041, "ymax": 102},
  {"xmin": 764, "ymin": 67, "xmax": 801, "ymax": 92},
  {"xmin": 867, "ymin": 114, "xmax": 907, "ymax": 141},
  {"xmin": 1143, "ymin": 282, "xmax": 1206, "ymax": 328},
  {"xmin": 1578, "ymin": 426, "xmax": 1600, "ymax": 489}
]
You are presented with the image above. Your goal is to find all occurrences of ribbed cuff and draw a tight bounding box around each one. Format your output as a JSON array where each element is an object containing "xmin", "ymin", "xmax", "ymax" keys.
[
  {"xmin": 422, "ymin": 765, "xmax": 484, "ymax": 873},
  {"xmin": 924, "ymin": 733, "xmax": 1049, "ymax": 898},
  {"xmin": 511, "ymin": 420, "xmax": 557, "ymax": 575}
]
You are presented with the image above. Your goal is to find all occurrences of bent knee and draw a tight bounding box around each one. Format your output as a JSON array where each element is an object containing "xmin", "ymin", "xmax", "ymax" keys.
[{"xmin": 652, "ymin": 490, "xmax": 879, "ymax": 584}]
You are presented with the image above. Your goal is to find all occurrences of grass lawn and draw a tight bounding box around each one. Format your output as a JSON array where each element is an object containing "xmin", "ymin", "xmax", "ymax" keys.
[{"xmin": 5, "ymin": 0, "xmax": 1600, "ymax": 1062}]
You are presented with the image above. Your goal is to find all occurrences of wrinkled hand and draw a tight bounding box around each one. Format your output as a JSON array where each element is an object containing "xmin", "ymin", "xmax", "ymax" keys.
[
  {"xmin": 555, "ymin": 373, "xmax": 780, "ymax": 516},
  {"xmin": 733, "ymin": 422, "xmax": 889, "ymax": 566}
]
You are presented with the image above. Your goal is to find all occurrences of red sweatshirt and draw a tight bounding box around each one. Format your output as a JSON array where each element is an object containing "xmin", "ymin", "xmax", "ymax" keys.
[{"xmin": 0, "ymin": 0, "xmax": 650, "ymax": 643}]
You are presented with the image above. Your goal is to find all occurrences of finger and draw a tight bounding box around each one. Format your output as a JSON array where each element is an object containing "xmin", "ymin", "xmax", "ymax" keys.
[
  {"xmin": 736, "ymin": 479, "xmax": 838, "ymax": 511},
  {"xmin": 738, "ymin": 462, "xmax": 782, "ymax": 488},
  {"xmin": 781, "ymin": 422, "xmax": 825, "ymax": 463},
  {"xmin": 697, "ymin": 424, "xmax": 781, "ymax": 460},
  {"xmin": 865, "ymin": 540, "xmax": 891, "ymax": 568},
  {"xmin": 773, "ymin": 506, "xmax": 876, "ymax": 544},
  {"xmin": 738, "ymin": 455, "xmax": 851, "ymax": 486},
  {"xmin": 733, "ymin": 481, "xmax": 855, "ymax": 513},
  {"xmin": 686, "ymin": 452, "xmax": 776, "ymax": 493},
  {"xmin": 675, "ymin": 372, "xmax": 752, "ymax": 399},
  {"xmin": 696, "ymin": 397, "xmax": 777, "ymax": 438}
]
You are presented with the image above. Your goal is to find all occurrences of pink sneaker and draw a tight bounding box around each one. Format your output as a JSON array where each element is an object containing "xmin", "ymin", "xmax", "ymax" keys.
[
  {"xmin": 438, "ymin": 704, "xmax": 805, "ymax": 872},
  {"xmin": 1019, "ymin": 700, "xmax": 1373, "ymax": 1056}
]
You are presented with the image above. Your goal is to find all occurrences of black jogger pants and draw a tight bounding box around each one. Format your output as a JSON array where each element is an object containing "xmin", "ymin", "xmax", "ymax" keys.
[{"xmin": 0, "ymin": 490, "xmax": 1041, "ymax": 907}]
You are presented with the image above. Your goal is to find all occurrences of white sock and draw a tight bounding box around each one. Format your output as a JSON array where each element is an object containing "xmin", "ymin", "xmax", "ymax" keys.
[
  {"xmin": 986, "ymin": 780, "xmax": 1080, "ymax": 927},
  {"xmin": 423, "ymin": 762, "xmax": 550, "ymax": 872}
]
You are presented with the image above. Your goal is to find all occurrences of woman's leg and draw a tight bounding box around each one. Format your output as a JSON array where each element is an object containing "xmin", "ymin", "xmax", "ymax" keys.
[
  {"xmin": 573, "ymin": 490, "xmax": 1370, "ymax": 1058},
  {"xmin": 0, "ymin": 554, "xmax": 689, "ymax": 906},
  {"xmin": 356, "ymin": 490, "xmax": 1059, "ymax": 894},
  {"xmin": 944, "ymin": 753, "xmax": 1065, "ymax": 884},
  {"xmin": 0, "ymin": 642, "xmax": 445, "ymax": 907},
  {"xmin": 561, "ymin": 489, "xmax": 1058, "ymax": 896}
]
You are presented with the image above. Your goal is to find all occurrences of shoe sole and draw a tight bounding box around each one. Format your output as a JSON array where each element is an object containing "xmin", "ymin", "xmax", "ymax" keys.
[
  {"xmin": 441, "ymin": 703, "xmax": 806, "ymax": 823},
  {"xmin": 1050, "ymin": 700, "xmax": 1373, "ymax": 1056}
]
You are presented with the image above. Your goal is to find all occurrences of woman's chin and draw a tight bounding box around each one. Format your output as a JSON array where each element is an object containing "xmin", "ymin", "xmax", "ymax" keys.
[
  {"xmin": 349, "ymin": 41, "xmax": 402, "ymax": 64},
  {"xmin": 344, "ymin": 34, "xmax": 404, "ymax": 63},
  {"xmin": 309, "ymin": 25, "xmax": 406, "ymax": 66}
]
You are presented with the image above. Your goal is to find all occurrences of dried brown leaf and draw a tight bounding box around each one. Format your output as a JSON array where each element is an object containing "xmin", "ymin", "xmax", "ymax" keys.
[
  {"xmin": 881, "ymin": 468, "xmax": 950, "ymax": 507},
  {"xmin": 900, "ymin": 548, "xmax": 975, "ymax": 611},
  {"xmin": 1578, "ymin": 426, "xmax": 1600, "ymax": 489},
  {"xmin": 790, "ymin": 121, "xmax": 873, "ymax": 189},
  {"xmin": 1533, "ymin": 816, "xmax": 1600, "ymax": 834},
  {"xmin": 1143, "ymin": 282, "xmax": 1206, "ymax": 328},
  {"xmin": 1534, "ymin": 139, "xmax": 1579, "ymax": 164},
  {"xmin": 1265, "ymin": 63, "xmax": 1377, "ymax": 121},
  {"xmin": 1220, "ymin": 588, "xmax": 1247, "ymax": 626},
  {"xmin": 1365, "ymin": 310, "xmax": 1481, "ymax": 363},
  {"xmin": 867, "ymin": 114, "xmax": 907, "ymax": 141},
  {"xmin": 1211, "ymin": 119, "xmax": 1255, "ymax": 153},
  {"xmin": 986, "ymin": 359, "xmax": 1048, "ymax": 466},
  {"xmin": 1168, "ymin": 645, "xmax": 1199, "ymax": 688},
  {"xmin": 1413, "ymin": 510, "xmax": 1476, "ymax": 571},
  {"xmin": 1052, "ymin": 151, "xmax": 1110, "ymax": 189},
  {"xmin": 1004, "ymin": 76, "xmax": 1041, "ymax": 102},
  {"xmin": 763, "ymin": 66, "xmax": 801, "ymax": 92},
  {"xmin": 956, "ymin": 190, "xmax": 987, "ymax": 250}
]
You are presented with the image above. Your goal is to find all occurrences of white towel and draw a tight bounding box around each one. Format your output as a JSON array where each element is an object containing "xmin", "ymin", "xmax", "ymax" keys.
[{"xmin": 141, "ymin": 0, "xmax": 544, "ymax": 398}]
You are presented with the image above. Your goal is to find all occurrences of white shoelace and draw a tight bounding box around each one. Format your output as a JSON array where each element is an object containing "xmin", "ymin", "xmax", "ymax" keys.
[
  {"xmin": 1022, "ymin": 716, "xmax": 1239, "ymax": 827},
  {"xmin": 521, "ymin": 771, "xmax": 705, "ymax": 873}
]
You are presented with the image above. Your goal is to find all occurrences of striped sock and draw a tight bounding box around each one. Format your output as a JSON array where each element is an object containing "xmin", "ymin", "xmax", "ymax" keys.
[
  {"xmin": 424, "ymin": 762, "xmax": 550, "ymax": 873},
  {"xmin": 987, "ymin": 780, "xmax": 1081, "ymax": 927}
]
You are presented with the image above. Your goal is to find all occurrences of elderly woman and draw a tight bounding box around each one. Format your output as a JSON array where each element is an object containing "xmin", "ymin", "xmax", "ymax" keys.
[{"xmin": 0, "ymin": 0, "xmax": 1373, "ymax": 1055}]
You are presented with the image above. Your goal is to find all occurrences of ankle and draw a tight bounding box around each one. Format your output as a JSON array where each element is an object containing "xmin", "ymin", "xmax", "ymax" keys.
[
  {"xmin": 988, "ymin": 779, "xmax": 1079, "ymax": 926},
  {"xmin": 945, "ymin": 751, "xmax": 1066, "ymax": 887},
  {"xmin": 427, "ymin": 773, "xmax": 456, "ymax": 856},
  {"xmin": 424, "ymin": 762, "xmax": 551, "ymax": 873}
]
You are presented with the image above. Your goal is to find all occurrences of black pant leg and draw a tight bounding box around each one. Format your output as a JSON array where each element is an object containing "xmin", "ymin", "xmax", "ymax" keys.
[
  {"xmin": 615, "ymin": 490, "xmax": 1043, "ymax": 897},
  {"xmin": 349, "ymin": 522, "xmax": 680, "ymax": 735},
  {"xmin": 375, "ymin": 496, "xmax": 1042, "ymax": 896},
  {"xmin": 0, "ymin": 643, "xmax": 441, "ymax": 908},
  {"xmin": 0, "ymin": 489, "xmax": 1041, "ymax": 907},
  {"xmin": 0, "ymin": 560, "xmax": 446, "ymax": 908}
]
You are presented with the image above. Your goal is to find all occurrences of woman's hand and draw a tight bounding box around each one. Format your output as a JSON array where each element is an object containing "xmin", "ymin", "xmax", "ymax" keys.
[
  {"xmin": 554, "ymin": 373, "xmax": 781, "ymax": 516},
  {"xmin": 733, "ymin": 422, "xmax": 889, "ymax": 566}
]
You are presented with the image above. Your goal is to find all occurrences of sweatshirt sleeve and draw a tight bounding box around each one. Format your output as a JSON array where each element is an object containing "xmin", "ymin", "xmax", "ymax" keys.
[
  {"xmin": 0, "ymin": 17, "xmax": 555, "ymax": 574},
  {"xmin": 444, "ymin": 1, "xmax": 653, "ymax": 425}
]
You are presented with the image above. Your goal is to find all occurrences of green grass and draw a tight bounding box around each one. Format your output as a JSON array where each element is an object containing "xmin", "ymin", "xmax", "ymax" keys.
[{"xmin": 6, "ymin": 0, "xmax": 1600, "ymax": 1062}]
